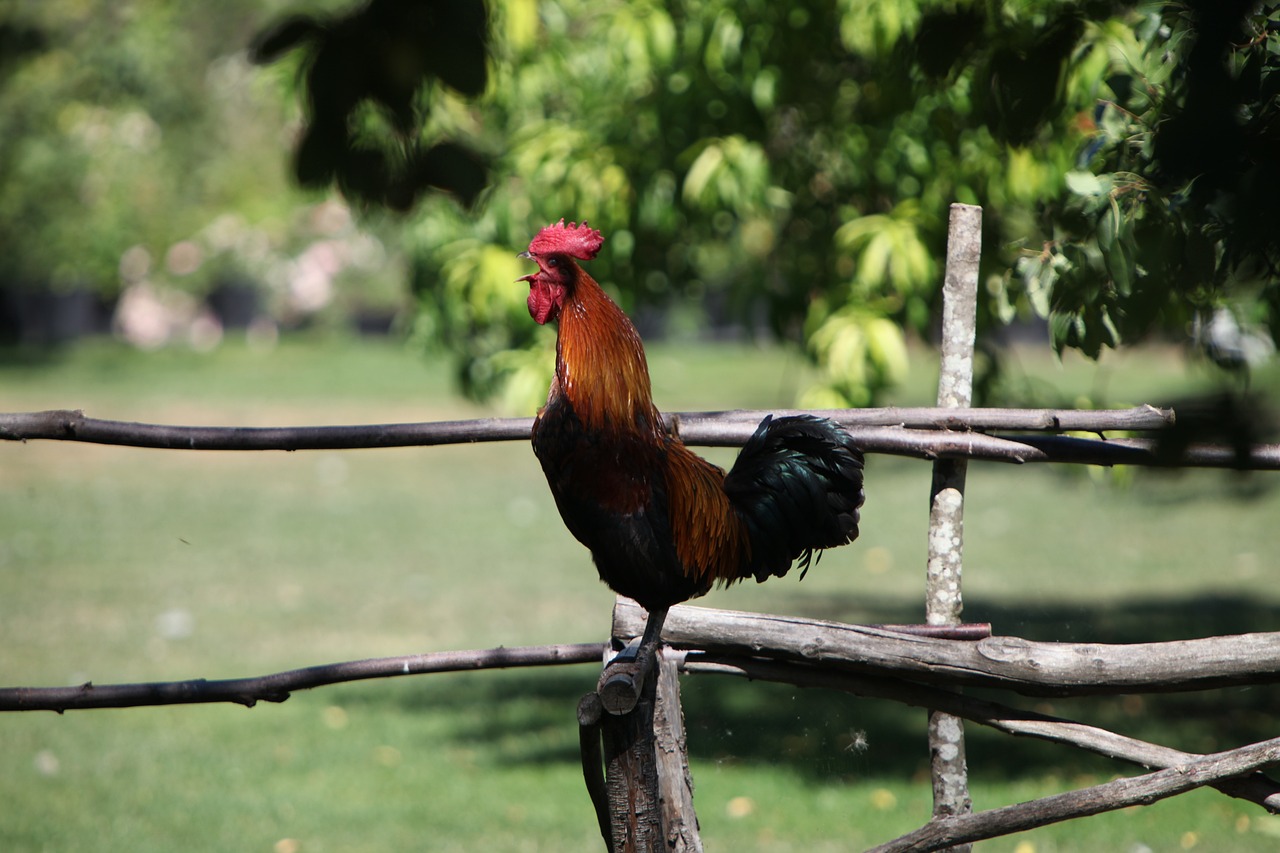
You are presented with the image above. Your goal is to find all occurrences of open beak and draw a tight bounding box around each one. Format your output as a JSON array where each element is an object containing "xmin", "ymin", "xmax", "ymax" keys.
[{"xmin": 516, "ymin": 251, "xmax": 534, "ymax": 283}]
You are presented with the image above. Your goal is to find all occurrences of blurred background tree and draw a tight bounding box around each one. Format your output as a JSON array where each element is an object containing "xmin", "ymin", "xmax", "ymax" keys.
[
  {"xmin": 372, "ymin": 0, "xmax": 1280, "ymax": 410},
  {"xmin": 2, "ymin": 0, "xmax": 1277, "ymax": 410},
  {"xmin": 0, "ymin": 0, "xmax": 406, "ymax": 347}
]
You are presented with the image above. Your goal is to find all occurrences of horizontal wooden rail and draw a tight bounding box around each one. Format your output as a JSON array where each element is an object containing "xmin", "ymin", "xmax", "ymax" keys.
[
  {"xmin": 0, "ymin": 620, "xmax": 983, "ymax": 713},
  {"xmin": 868, "ymin": 736, "xmax": 1280, "ymax": 852},
  {"xmin": 0, "ymin": 643, "xmax": 606, "ymax": 712},
  {"xmin": 10, "ymin": 605, "xmax": 1279, "ymax": 814},
  {"xmin": 613, "ymin": 601, "xmax": 1280, "ymax": 697},
  {"xmin": 675, "ymin": 654, "xmax": 1280, "ymax": 813},
  {"xmin": 3, "ymin": 406, "xmax": 1275, "ymax": 468}
]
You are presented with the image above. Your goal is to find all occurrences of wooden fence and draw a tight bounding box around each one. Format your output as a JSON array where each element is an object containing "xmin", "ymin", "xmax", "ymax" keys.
[{"xmin": 3, "ymin": 205, "xmax": 1280, "ymax": 850}]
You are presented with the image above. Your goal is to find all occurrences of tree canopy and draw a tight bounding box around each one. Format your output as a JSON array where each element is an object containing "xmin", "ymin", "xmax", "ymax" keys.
[
  {"xmin": 342, "ymin": 0, "xmax": 1279, "ymax": 409},
  {"xmin": 3, "ymin": 1, "xmax": 1277, "ymax": 407}
]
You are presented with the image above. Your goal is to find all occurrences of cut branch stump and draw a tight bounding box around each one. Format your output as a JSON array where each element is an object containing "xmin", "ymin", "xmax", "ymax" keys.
[{"xmin": 587, "ymin": 645, "xmax": 701, "ymax": 852}]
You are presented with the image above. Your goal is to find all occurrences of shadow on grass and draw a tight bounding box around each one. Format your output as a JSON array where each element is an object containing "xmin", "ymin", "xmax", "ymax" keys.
[{"xmin": 350, "ymin": 592, "xmax": 1280, "ymax": 784}]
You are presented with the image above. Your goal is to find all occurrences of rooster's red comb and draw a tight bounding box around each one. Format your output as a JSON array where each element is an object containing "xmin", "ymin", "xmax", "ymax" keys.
[{"xmin": 527, "ymin": 219, "xmax": 604, "ymax": 260}]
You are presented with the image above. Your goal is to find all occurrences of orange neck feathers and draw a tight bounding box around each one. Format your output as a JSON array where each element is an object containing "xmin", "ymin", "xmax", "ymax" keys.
[{"xmin": 554, "ymin": 269, "xmax": 662, "ymax": 437}]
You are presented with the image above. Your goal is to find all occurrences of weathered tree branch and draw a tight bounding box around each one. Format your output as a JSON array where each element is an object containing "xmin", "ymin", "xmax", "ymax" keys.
[
  {"xmin": 675, "ymin": 653, "xmax": 1280, "ymax": 813},
  {"xmin": 1002, "ymin": 432, "xmax": 1280, "ymax": 469},
  {"xmin": 0, "ymin": 615, "xmax": 988, "ymax": 713},
  {"xmin": 592, "ymin": 651, "xmax": 703, "ymax": 853},
  {"xmin": 0, "ymin": 405, "xmax": 1173, "ymax": 446},
  {"xmin": 10, "ymin": 602, "xmax": 1280, "ymax": 710},
  {"xmin": 5, "ymin": 406, "xmax": 1274, "ymax": 468},
  {"xmin": 613, "ymin": 601, "xmax": 1280, "ymax": 696},
  {"xmin": 8, "ymin": 608, "xmax": 1280, "ymax": 841},
  {"xmin": 12, "ymin": 629, "xmax": 1277, "ymax": 814},
  {"xmin": 0, "ymin": 643, "xmax": 605, "ymax": 712},
  {"xmin": 673, "ymin": 404, "xmax": 1175, "ymax": 436},
  {"xmin": 865, "ymin": 736, "xmax": 1280, "ymax": 852},
  {"xmin": 0, "ymin": 409, "xmax": 534, "ymax": 450}
]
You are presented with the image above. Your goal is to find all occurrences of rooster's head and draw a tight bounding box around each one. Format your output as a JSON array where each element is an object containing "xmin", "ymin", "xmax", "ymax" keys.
[{"xmin": 517, "ymin": 219, "xmax": 604, "ymax": 324}]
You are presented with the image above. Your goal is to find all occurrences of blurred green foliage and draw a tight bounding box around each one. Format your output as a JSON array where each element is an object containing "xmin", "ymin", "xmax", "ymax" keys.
[
  {"xmin": 0, "ymin": 1, "xmax": 302, "ymax": 291},
  {"xmin": 1012, "ymin": 3, "xmax": 1280, "ymax": 371},
  {"xmin": 402, "ymin": 0, "xmax": 1280, "ymax": 410},
  {"xmin": 0, "ymin": 0, "xmax": 413, "ymax": 342},
  {"xmin": 2, "ymin": 1, "xmax": 1278, "ymax": 406}
]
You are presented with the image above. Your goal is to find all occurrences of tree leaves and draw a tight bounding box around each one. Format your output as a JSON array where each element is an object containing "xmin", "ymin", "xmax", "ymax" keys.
[
  {"xmin": 834, "ymin": 203, "xmax": 934, "ymax": 298},
  {"xmin": 399, "ymin": 0, "xmax": 1279, "ymax": 407},
  {"xmin": 250, "ymin": 0, "xmax": 490, "ymax": 212},
  {"xmin": 803, "ymin": 306, "xmax": 908, "ymax": 408},
  {"xmin": 681, "ymin": 136, "xmax": 771, "ymax": 214},
  {"xmin": 1025, "ymin": 4, "xmax": 1280, "ymax": 371}
]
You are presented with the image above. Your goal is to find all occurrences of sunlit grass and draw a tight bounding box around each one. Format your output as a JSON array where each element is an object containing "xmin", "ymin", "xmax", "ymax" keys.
[{"xmin": 2, "ymin": 336, "xmax": 1278, "ymax": 851}]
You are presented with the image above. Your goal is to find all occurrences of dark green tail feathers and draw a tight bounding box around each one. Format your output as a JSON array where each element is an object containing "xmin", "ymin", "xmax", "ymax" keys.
[{"xmin": 722, "ymin": 414, "xmax": 865, "ymax": 583}]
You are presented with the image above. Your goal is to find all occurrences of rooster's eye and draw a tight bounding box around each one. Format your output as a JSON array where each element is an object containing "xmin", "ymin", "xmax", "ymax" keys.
[{"xmin": 547, "ymin": 257, "xmax": 559, "ymax": 267}]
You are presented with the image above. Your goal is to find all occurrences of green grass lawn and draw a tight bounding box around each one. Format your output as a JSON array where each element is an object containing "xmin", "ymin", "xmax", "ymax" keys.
[{"xmin": 2, "ymin": 334, "xmax": 1279, "ymax": 851}]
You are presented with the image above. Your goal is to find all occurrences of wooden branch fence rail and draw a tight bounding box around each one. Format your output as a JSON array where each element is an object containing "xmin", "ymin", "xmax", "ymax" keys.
[
  {"xmin": 5, "ymin": 406, "xmax": 1277, "ymax": 470},
  {"xmin": 6, "ymin": 205, "xmax": 1280, "ymax": 850}
]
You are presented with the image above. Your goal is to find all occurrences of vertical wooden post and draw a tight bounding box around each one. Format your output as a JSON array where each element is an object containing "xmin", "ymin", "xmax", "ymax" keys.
[
  {"xmin": 600, "ymin": 677, "xmax": 663, "ymax": 852},
  {"xmin": 580, "ymin": 601, "xmax": 702, "ymax": 852},
  {"xmin": 926, "ymin": 203, "xmax": 982, "ymax": 846},
  {"xmin": 653, "ymin": 652, "xmax": 700, "ymax": 851}
]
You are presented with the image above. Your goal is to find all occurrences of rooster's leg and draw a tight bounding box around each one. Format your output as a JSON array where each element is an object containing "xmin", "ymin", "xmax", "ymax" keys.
[
  {"xmin": 633, "ymin": 604, "xmax": 668, "ymax": 673},
  {"xmin": 598, "ymin": 605, "xmax": 668, "ymax": 715}
]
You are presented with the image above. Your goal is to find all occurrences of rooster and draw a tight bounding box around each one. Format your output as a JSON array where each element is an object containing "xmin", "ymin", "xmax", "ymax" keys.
[{"xmin": 519, "ymin": 219, "xmax": 864, "ymax": 662}]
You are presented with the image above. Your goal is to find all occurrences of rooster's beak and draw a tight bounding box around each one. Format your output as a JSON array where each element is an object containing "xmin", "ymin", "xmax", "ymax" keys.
[{"xmin": 516, "ymin": 251, "xmax": 535, "ymax": 283}]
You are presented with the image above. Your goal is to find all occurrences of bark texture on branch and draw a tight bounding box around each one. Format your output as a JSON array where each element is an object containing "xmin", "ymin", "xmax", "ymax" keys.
[
  {"xmin": 0, "ymin": 405, "xmax": 1173, "ymax": 445},
  {"xmin": 653, "ymin": 655, "xmax": 701, "ymax": 852},
  {"xmin": 597, "ymin": 651, "xmax": 702, "ymax": 853},
  {"xmin": 6, "ymin": 407, "xmax": 1276, "ymax": 467},
  {"xmin": 924, "ymin": 202, "xmax": 982, "ymax": 841},
  {"xmin": 10, "ymin": 603, "xmax": 1280, "ymax": 713},
  {"xmin": 676, "ymin": 654, "xmax": 1280, "ymax": 813},
  {"xmin": 612, "ymin": 601, "xmax": 1280, "ymax": 696},
  {"xmin": 867, "ymin": 736, "xmax": 1280, "ymax": 852},
  {"xmin": 0, "ymin": 642, "xmax": 605, "ymax": 712}
]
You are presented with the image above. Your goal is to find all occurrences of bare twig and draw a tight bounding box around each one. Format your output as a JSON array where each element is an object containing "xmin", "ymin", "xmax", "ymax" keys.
[
  {"xmin": 1004, "ymin": 433, "xmax": 1280, "ymax": 469},
  {"xmin": 0, "ymin": 614, "xmax": 986, "ymax": 713},
  {"xmin": 0, "ymin": 643, "xmax": 605, "ymax": 712},
  {"xmin": 866, "ymin": 736, "xmax": 1280, "ymax": 852},
  {"xmin": 9, "ymin": 628, "xmax": 1278, "ymax": 816}
]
